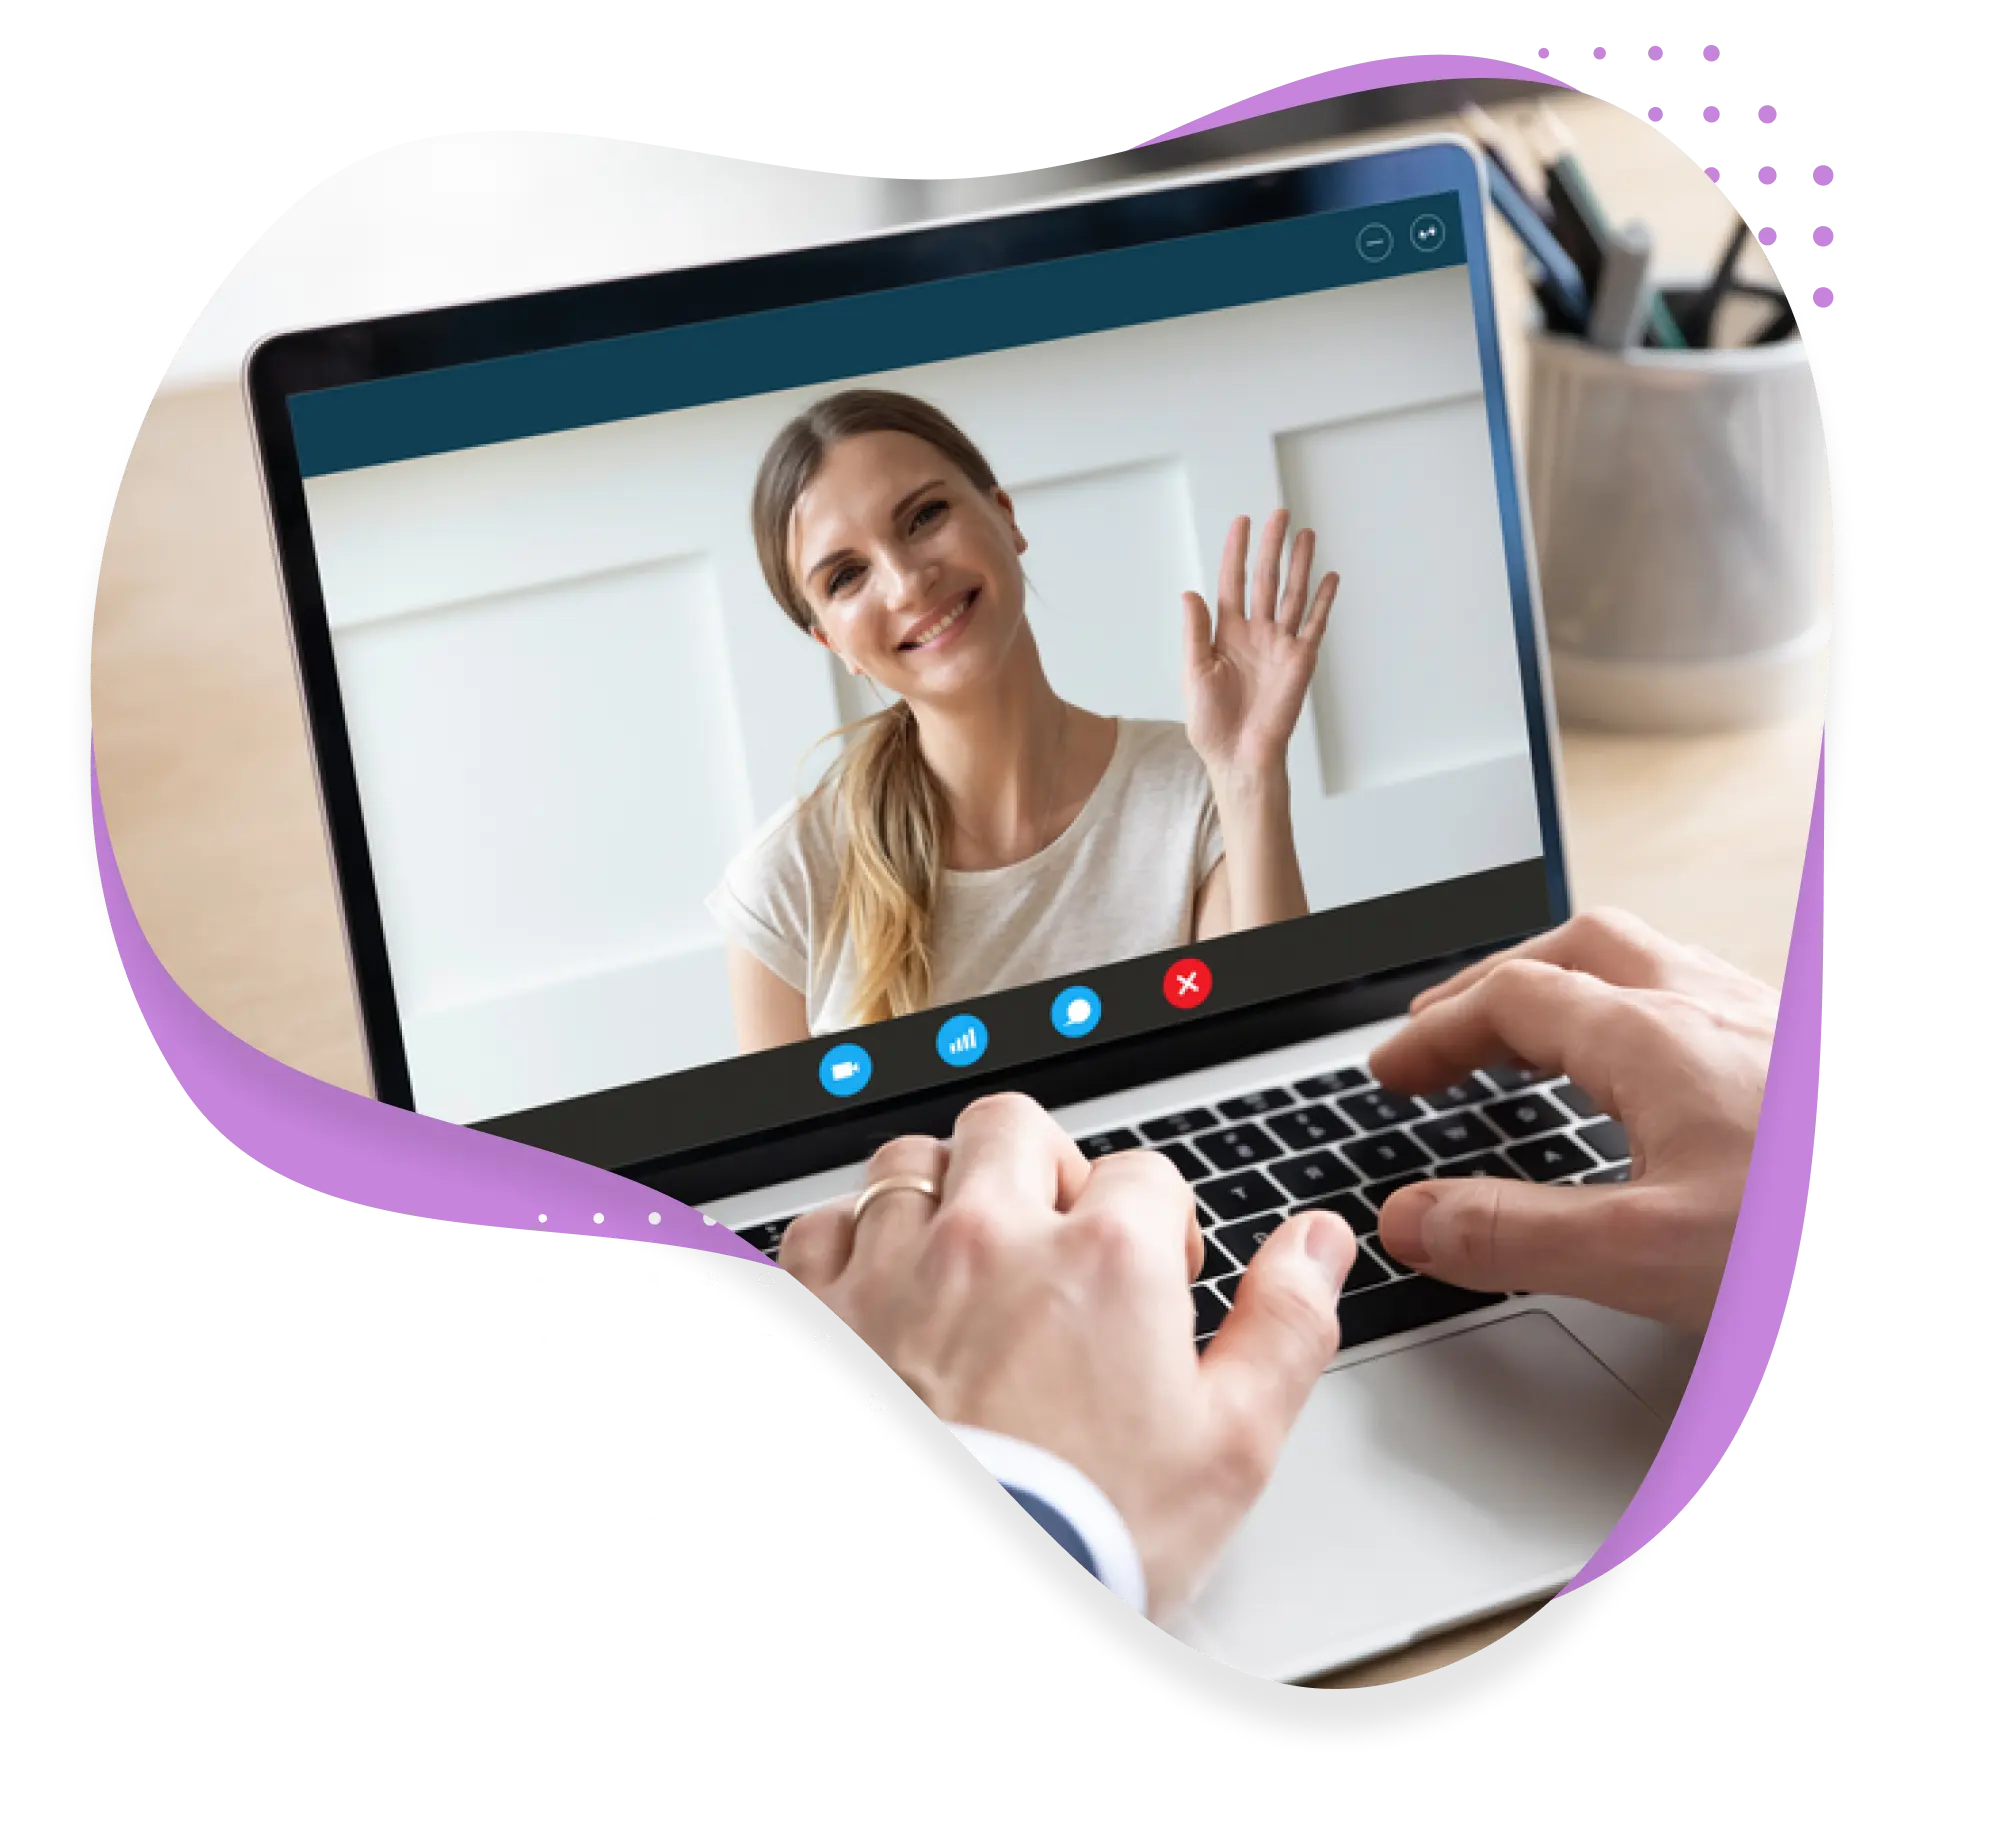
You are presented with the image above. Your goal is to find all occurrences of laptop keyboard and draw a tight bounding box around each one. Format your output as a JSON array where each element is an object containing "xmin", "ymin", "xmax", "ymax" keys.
[{"xmin": 730, "ymin": 1063, "xmax": 1632, "ymax": 1355}]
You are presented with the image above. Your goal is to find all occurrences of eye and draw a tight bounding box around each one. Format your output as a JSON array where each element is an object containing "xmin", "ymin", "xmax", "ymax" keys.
[
  {"xmin": 908, "ymin": 498, "xmax": 948, "ymax": 533},
  {"xmin": 826, "ymin": 561, "xmax": 864, "ymax": 597}
]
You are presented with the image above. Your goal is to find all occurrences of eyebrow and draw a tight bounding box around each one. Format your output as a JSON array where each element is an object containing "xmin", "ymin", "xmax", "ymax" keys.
[{"xmin": 803, "ymin": 478, "xmax": 948, "ymax": 586}]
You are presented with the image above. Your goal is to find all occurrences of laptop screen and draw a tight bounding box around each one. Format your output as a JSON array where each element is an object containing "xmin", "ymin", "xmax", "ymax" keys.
[{"xmin": 251, "ymin": 138, "xmax": 1567, "ymax": 1188}]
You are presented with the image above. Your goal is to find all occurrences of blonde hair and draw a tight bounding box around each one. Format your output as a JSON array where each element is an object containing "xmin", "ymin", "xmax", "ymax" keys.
[{"xmin": 751, "ymin": 390, "xmax": 1003, "ymax": 1025}]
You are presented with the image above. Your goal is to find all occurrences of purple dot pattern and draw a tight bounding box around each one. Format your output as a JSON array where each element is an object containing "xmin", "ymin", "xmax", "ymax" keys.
[
  {"xmin": 1704, "ymin": 43, "xmax": 1720, "ymax": 60},
  {"xmin": 1538, "ymin": 46, "xmax": 1549, "ymax": 58},
  {"xmin": 1761, "ymin": 165, "xmax": 1778, "ymax": 184},
  {"xmin": 1759, "ymin": 227, "xmax": 1778, "ymax": 245},
  {"xmin": 1649, "ymin": 45, "xmax": 1663, "ymax": 60},
  {"xmin": 1649, "ymin": 105, "xmax": 1664, "ymax": 121},
  {"xmin": 1706, "ymin": 166, "xmax": 1721, "ymax": 182},
  {"xmin": 1593, "ymin": 46, "xmax": 1606, "ymax": 59},
  {"xmin": 1760, "ymin": 104, "xmax": 1778, "ymax": 123},
  {"xmin": 1814, "ymin": 226, "xmax": 1834, "ymax": 246},
  {"xmin": 1814, "ymin": 287, "xmax": 1833, "ymax": 307},
  {"xmin": 1704, "ymin": 104, "xmax": 1720, "ymax": 121},
  {"xmin": 1815, "ymin": 164, "xmax": 1834, "ymax": 184}
]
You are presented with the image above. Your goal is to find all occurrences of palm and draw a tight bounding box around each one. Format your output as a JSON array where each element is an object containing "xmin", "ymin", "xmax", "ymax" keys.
[{"xmin": 1183, "ymin": 511, "xmax": 1339, "ymax": 781}]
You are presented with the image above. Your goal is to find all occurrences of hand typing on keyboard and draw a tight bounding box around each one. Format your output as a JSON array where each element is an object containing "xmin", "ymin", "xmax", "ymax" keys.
[
  {"xmin": 1368, "ymin": 909, "xmax": 1776, "ymax": 1331},
  {"xmin": 778, "ymin": 1091, "xmax": 1358, "ymax": 1621}
]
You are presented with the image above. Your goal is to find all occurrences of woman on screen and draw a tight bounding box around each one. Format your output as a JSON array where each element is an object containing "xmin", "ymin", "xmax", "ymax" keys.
[{"xmin": 708, "ymin": 388, "xmax": 1338, "ymax": 1051}]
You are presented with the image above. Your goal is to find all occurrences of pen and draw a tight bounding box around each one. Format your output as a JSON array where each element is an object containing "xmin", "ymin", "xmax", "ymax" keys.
[
  {"xmin": 1485, "ymin": 158, "xmax": 1590, "ymax": 330},
  {"xmin": 1459, "ymin": 103, "xmax": 1553, "ymax": 224},
  {"xmin": 1676, "ymin": 216, "xmax": 1752, "ymax": 348},
  {"xmin": 1587, "ymin": 225, "xmax": 1654, "ymax": 350},
  {"xmin": 1523, "ymin": 106, "xmax": 1687, "ymax": 350}
]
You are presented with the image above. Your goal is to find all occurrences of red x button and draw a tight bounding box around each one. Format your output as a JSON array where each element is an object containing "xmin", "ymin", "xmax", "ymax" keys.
[{"xmin": 1163, "ymin": 957, "xmax": 1212, "ymax": 1010}]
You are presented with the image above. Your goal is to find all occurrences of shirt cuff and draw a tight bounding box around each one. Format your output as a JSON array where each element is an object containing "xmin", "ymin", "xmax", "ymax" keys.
[{"xmin": 952, "ymin": 1424, "xmax": 1148, "ymax": 1616}]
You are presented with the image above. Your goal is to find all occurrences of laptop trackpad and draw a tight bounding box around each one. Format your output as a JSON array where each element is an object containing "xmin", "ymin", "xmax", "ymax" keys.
[{"xmin": 1177, "ymin": 1309, "xmax": 1667, "ymax": 1681}]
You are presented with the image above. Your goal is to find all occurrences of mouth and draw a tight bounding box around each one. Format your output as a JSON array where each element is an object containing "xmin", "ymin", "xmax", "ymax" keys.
[{"xmin": 898, "ymin": 589, "xmax": 979, "ymax": 652}]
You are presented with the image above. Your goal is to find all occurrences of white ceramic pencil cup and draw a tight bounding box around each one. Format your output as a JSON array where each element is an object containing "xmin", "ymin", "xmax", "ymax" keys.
[{"xmin": 1524, "ymin": 331, "xmax": 1831, "ymax": 731}]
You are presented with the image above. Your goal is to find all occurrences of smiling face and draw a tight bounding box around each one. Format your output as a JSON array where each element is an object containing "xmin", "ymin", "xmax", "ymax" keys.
[{"xmin": 787, "ymin": 430, "xmax": 1031, "ymax": 706}]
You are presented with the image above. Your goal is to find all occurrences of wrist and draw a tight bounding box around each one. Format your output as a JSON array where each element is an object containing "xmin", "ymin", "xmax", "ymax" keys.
[{"xmin": 1209, "ymin": 762, "xmax": 1292, "ymax": 813}]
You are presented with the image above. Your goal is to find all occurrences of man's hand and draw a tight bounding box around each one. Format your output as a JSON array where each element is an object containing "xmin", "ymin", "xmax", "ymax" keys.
[
  {"xmin": 1370, "ymin": 909, "xmax": 1777, "ymax": 1331},
  {"xmin": 780, "ymin": 1092, "xmax": 1358, "ymax": 1620}
]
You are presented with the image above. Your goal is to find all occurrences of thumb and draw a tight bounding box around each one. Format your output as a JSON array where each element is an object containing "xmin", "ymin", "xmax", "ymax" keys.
[
  {"xmin": 1377, "ymin": 1176, "xmax": 1628, "ymax": 1302},
  {"xmin": 1199, "ymin": 1210, "xmax": 1355, "ymax": 1443},
  {"xmin": 1182, "ymin": 591, "xmax": 1214, "ymax": 671}
]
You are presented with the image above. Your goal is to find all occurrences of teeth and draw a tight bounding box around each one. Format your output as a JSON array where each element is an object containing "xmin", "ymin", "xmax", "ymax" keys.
[{"xmin": 905, "ymin": 598, "xmax": 971, "ymax": 648}]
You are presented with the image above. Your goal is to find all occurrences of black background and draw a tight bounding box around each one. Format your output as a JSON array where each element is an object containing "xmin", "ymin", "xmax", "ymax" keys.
[{"xmin": 58, "ymin": 39, "xmax": 1862, "ymax": 1758}]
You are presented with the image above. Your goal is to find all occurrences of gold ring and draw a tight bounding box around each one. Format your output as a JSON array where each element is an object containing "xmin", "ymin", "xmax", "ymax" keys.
[{"xmin": 851, "ymin": 1174, "xmax": 943, "ymax": 1223}]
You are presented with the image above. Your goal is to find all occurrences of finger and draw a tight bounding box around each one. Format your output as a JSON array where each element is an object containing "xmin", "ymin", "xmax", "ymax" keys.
[
  {"xmin": 1182, "ymin": 591, "xmax": 1214, "ymax": 672},
  {"xmin": 1217, "ymin": 516, "xmax": 1249, "ymax": 626},
  {"xmin": 1250, "ymin": 507, "xmax": 1289, "ymax": 623},
  {"xmin": 1199, "ymin": 1209, "xmax": 1356, "ymax": 1455},
  {"xmin": 1376, "ymin": 1174, "xmax": 1640, "ymax": 1308},
  {"xmin": 1406, "ymin": 908, "xmax": 1676, "ymax": 1015},
  {"xmin": 1071, "ymin": 1148, "xmax": 1203, "ymax": 1281},
  {"xmin": 1371, "ymin": 957, "xmax": 1632, "ymax": 1106},
  {"xmin": 778, "ymin": 1196, "xmax": 858, "ymax": 1288},
  {"xmin": 1277, "ymin": 527, "xmax": 1315, "ymax": 630},
  {"xmin": 845, "ymin": 1134, "xmax": 951, "ymax": 1276},
  {"xmin": 1297, "ymin": 568, "xmax": 1339, "ymax": 645},
  {"xmin": 943, "ymin": 1090, "xmax": 1090, "ymax": 1218}
]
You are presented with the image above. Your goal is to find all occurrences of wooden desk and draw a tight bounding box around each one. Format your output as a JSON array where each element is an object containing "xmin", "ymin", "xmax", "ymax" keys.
[{"xmin": 89, "ymin": 96, "xmax": 1824, "ymax": 1687}]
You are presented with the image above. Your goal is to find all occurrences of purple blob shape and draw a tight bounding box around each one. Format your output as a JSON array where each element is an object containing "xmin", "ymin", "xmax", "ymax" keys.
[
  {"xmin": 1759, "ymin": 226, "xmax": 1778, "ymax": 246},
  {"xmin": 1568, "ymin": 754, "xmax": 1821, "ymax": 1594},
  {"xmin": 1649, "ymin": 106, "xmax": 1664, "ymax": 122},
  {"xmin": 1704, "ymin": 43, "xmax": 1720, "ymax": 60},
  {"xmin": 1705, "ymin": 166, "xmax": 1721, "ymax": 182},
  {"xmin": 1760, "ymin": 165, "xmax": 1778, "ymax": 184},
  {"xmin": 1649, "ymin": 45, "xmax": 1663, "ymax": 60},
  {"xmin": 1759, "ymin": 104, "xmax": 1778, "ymax": 123},
  {"xmin": 1814, "ymin": 164, "xmax": 1835, "ymax": 184},
  {"xmin": 91, "ymin": 764, "xmax": 764, "ymax": 1266},
  {"xmin": 1538, "ymin": 46, "xmax": 1550, "ymax": 58},
  {"xmin": 1145, "ymin": 57, "xmax": 1583, "ymax": 147},
  {"xmin": 1814, "ymin": 287, "xmax": 1834, "ymax": 308},
  {"xmin": 1704, "ymin": 104, "xmax": 1720, "ymax": 122},
  {"xmin": 1593, "ymin": 46, "xmax": 1606, "ymax": 59},
  {"xmin": 1814, "ymin": 225, "xmax": 1834, "ymax": 246}
]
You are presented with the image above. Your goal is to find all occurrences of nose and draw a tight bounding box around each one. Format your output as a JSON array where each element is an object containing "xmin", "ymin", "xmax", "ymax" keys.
[{"xmin": 874, "ymin": 548, "xmax": 937, "ymax": 612}]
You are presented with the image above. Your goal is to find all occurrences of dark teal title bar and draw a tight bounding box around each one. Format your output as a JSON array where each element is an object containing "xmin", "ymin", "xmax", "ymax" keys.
[{"xmin": 289, "ymin": 194, "xmax": 1464, "ymax": 477}]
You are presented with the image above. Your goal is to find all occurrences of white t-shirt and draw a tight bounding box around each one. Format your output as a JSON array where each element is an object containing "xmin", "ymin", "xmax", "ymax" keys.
[{"xmin": 708, "ymin": 718, "xmax": 1225, "ymax": 1035}]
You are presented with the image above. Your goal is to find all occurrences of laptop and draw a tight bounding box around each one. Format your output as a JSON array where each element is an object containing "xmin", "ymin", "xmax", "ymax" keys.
[{"xmin": 247, "ymin": 132, "xmax": 1696, "ymax": 1682}]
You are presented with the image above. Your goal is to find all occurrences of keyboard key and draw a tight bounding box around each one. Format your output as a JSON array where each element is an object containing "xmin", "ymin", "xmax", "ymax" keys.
[
  {"xmin": 1199, "ymin": 1169, "xmax": 1285, "ymax": 1222},
  {"xmin": 1336, "ymin": 1278, "xmax": 1504, "ymax": 1350},
  {"xmin": 1420, "ymin": 1073, "xmax": 1496, "ymax": 1112},
  {"xmin": 1213, "ymin": 1273, "xmax": 1240, "ymax": 1306},
  {"xmin": 1583, "ymin": 1164, "xmax": 1631, "ymax": 1185},
  {"xmin": 1157, "ymin": 1139, "xmax": 1215, "ymax": 1182},
  {"xmin": 1139, "ymin": 1107, "xmax": 1218, "ymax": 1142},
  {"xmin": 1507, "ymin": 1134, "xmax": 1600, "ymax": 1182},
  {"xmin": 1077, "ymin": 1128, "xmax": 1142, "ymax": 1159},
  {"xmin": 1362, "ymin": 1172, "xmax": 1432, "ymax": 1219},
  {"xmin": 1295, "ymin": 1067, "xmax": 1369, "ymax": 1097},
  {"xmin": 1343, "ymin": 1242, "xmax": 1393, "ymax": 1293},
  {"xmin": 1196, "ymin": 1123, "xmax": 1283, "ymax": 1172},
  {"xmin": 738, "ymin": 1216, "xmax": 795, "ymax": 1256},
  {"xmin": 1482, "ymin": 1061, "xmax": 1549, "ymax": 1091},
  {"xmin": 1192, "ymin": 1282, "xmax": 1230, "ymax": 1340},
  {"xmin": 1554, "ymin": 1082, "xmax": 1605, "ymax": 1121},
  {"xmin": 1485, "ymin": 1092, "xmax": 1568, "ymax": 1139},
  {"xmin": 1218, "ymin": 1087, "xmax": 1295, "ymax": 1120},
  {"xmin": 1576, "ymin": 1117, "xmax": 1631, "ymax": 1164},
  {"xmin": 1301, "ymin": 1191, "xmax": 1377, "ymax": 1236},
  {"xmin": 1442, "ymin": 1152, "xmax": 1521, "ymax": 1180},
  {"xmin": 1196, "ymin": 1229, "xmax": 1240, "ymax": 1281},
  {"xmin": 1339, "ymin": 1087, "xmax": 1424, "ymax": 1131},
  {"xmin": 1267, "ymin": 1147, "xmax": 1359, "ymax": 1203},
  {"xmin": 1212, "ymin": 1216, "xmax": 1284, "ymax": 1269},
  {"xmin": 1344, "ymin": 1131, "xmax": 1433, "ymax": 1180},
  {"xmin": 1412, "ymin": 1111, "xmax": 1500, "ymax": 1159},
  {"xmin": 1266, "ymin": 1103, "xmax": 1354, "ymax": 1151}
]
